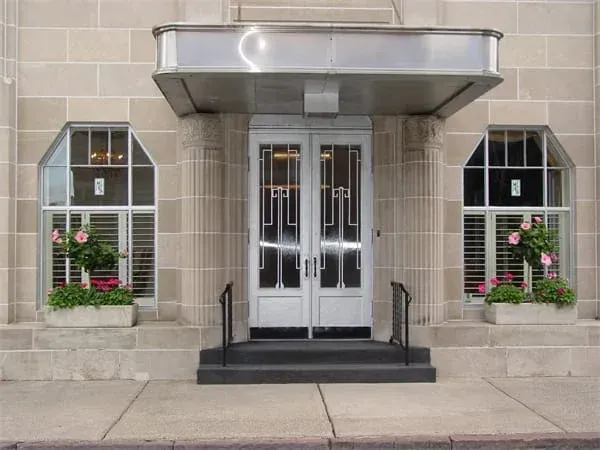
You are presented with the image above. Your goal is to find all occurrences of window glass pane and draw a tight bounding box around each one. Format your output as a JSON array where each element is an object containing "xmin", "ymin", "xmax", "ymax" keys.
[
  {"xmin": 488, "ymin": 132, "xmax": 505, "ymax": 166},
  {"xmin": 463, "ymin": 168, "xmax": 485, "ymax": 206},
  {"xmin": 90, "ymin": 129, "xmax": 109, "ymax": 166},
  {"xmin": 525, "ymin": 133, "xmax": 543, "ymax": 167},
  {"xmin": 110, "ymin": 129, "xmax": 128, "ymax": 166},
  {"xmin": 463, "ymin": 214, "xmax": 486, "ymax": 297},
  {"xmin": 88, "ymin": 213, "xmax": 127, "ymax": 282},
  {"xmin": 46, "ymin": 135, "xmax": 67, "ymax": 166},
  {"xmin": 507, "ymin": 131, "xmax": 525, "ymax": 167},
  {"xmin": 70, "ymin": 129, "xmax": 89, "ymax": 165},
  {"xmin": 132, "ymin": 167, "xmax": 155, "ymax": 205},
  {"xmin": 43, "ymin": 166, "xmax": 67, "ymax": 206},
  {"xmin": 132, "ymin": 137, "xmax": 152, "ymax": 165},
  {"xmin": 548, "ymin": 169, "xmax": 567, "ymax": 207},
  {"xmin": 132, "ymin": 212, "xmax": 155, "ymax": 298},
  {"xmin": 489, "ymin": 168, "xmax": 543, "ymax": 207},
  {"xmin": 466, "ymin": 140, "xmax": 484, "ymax": 167},
  {"xmin": 494, "ymin": 214, "xmax": 527, "ymax": 283},
  {"xmin": 71, "ymin": 167, "xmax": 128, "ymax": 206}
]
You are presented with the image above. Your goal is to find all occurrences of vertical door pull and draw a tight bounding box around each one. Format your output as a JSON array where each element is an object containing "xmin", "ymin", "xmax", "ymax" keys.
[
  {"xmin": 313, "ymin": 257, "xmax": 318, "ymax": 278},
  {"xmin": 304, "ymin": 258, "xmax": 309, "ymax": 278}
]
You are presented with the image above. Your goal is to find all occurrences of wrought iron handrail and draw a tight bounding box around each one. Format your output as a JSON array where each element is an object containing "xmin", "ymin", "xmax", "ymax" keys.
[
  {"xmin": 389, "ymin": 281, "xmax": 412, "ymax": 366},
  {"xmin": 219, "ymin": 281, "xmax": 234, "ymax": 367}
]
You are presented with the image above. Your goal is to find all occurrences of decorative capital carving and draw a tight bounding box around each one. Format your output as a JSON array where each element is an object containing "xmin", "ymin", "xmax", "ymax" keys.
[
  {"xmin": 178, "ymin": 114, "xmax": 223, "ymax": 150},
  {"xmin": 404, "ymin": 116, "xmax": 445, "ymax": 149}
]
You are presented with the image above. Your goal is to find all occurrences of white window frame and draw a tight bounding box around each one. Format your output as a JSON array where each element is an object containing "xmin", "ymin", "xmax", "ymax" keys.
[
  {"xmin": 462, "ymin": 127, "xmax": 575, "ymax": 304},
  {"xmin": 38, "ymin": 123, "xmax": 158, "ymax": 309}
]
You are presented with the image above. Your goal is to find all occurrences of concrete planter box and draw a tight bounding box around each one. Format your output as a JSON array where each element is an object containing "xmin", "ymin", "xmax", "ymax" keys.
[
  {"xmin": 485, "ymin": 302, "xmax": 577, "ymax": 325},
  {"xmin": 45, "ymin": 304, "xmax": 138, "ymax": 328}
]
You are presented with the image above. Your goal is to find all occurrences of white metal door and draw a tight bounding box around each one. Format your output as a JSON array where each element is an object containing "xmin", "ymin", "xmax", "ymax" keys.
[
  {"xmin": 248, "ymin": 129, "xmax": 372, "ymax": 339},
  {"xmin": 310, "ymin": 135, "xmax": 372, "ymax": 338}
]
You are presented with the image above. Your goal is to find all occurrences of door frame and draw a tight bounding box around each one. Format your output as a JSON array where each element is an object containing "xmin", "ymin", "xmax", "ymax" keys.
[{"xmin": 247, "ymin": 115, "xmax": 374, "ymax": 339}]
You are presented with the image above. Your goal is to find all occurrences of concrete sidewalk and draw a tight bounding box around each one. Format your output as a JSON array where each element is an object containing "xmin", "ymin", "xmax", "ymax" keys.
[{"xmin": 1, "ymin": 377, "xmax": 599, "ymax": 448}]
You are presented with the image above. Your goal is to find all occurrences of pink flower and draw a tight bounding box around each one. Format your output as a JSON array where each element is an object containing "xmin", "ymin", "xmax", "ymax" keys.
[
  {"xmin": 548, "ymin": 272, "xmax": 557, "ymax": 279},
  {"xmin": 533, "ymin": 216, "xmax": 543, "ymax": 224},
  {"xmin": 521, "ymin": 222, "xmax": 532, "ymax": 231},
  {"xmin": 478, "ymin": 284, "xmax": 486, "ymax": 294},
  {"xmin": 125, "ymin": 284, "xmax": 133, "ymax": 291},
  {"xmin": 505, "ymin": 273, "xmax": 514, "ymax": 282},
  {"xmin": 508, "ymin": 232, "xmax": 521, "ymax": 245},
  {"xmin": 541, "ymin": 253, "xmax": 552, "ymax": 267},
  {"xmin": 490, "ymin": 277, "xmax": 501, "ymax": 287},
  {"xmin": 55, "ymin": 237, "xmax": 62, "ymax": 244},
  {"xmin": 51, "ymin": 229, "xmax": 61, "ymax": 243},
  {"xmin": 557, "ymin": 288, "xmax": 566, "ymax": 296},
  {"xmin": 550, "ymin": 253, "xmax": 558, "ymax": 263},
  {"xmin": 74, "ymin": 230, "xmax": 88, "ymax": 243},
  {"xmin": 47, "ymin": 288, "xmax": 53, "ymax": 295},
  {"xmin": 80, "ymin": 283, "xmax": 87, "ymax": 288},
  {"xmin": 120, "ymin": 249, "xmax": 128, "ymax": 257},
  {"xmin": 520, "ymin": 282, "xmax": 528, "ymax": 289}
]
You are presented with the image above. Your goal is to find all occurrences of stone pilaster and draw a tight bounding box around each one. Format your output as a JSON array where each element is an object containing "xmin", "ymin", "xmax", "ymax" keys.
[
  {"xmin": 177, "ymin": 114, "xmax": 225, "ymax": 338},
  {"xmin": 0, "ymin": 0, "xmax": 17, "ymax": 324},
  {"xmin": 402, "ymin": 116, "xmax": 445, "ymax": 325}
]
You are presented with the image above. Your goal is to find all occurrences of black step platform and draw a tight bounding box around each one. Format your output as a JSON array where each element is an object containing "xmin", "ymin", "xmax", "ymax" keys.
[{"xmin": 197, "ymin": 341, "xmax": 436, "ymax": 384}]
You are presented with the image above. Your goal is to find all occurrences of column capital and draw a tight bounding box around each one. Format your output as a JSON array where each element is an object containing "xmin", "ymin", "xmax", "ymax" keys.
[
  {"xmin": 178, "ymin": 113, "xmax": 223, "ymax": 151},
  {"xmin": 404, "ymin": 115, "xmax": 445, "ymax": 149}
]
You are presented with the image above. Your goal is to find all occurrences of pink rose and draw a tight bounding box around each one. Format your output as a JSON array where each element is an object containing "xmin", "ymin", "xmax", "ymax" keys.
[
  {"xmin": 508, "ymin": 232, "xmax": 520, "ymax": 245},
  {"xmin": 520, "ymin": 222, "xmax": 532, "ymax": 231},
  {"xmin": 478, "ymin": 284, "xmax": 486, "ymax": 294},
  {"xmin": 490, "ymin": 277, "xmax": 501, "ymax": 287},
  {"xmin": 51, "ymin": 229, "xmax": 61, "ymax": 243},
  {"xmin": 120, "ymin": 249, "xmax": 129, "ymax": 257},
  {"xmin": 548, "ymin": 272, "xmax": 557, "ymax": 279},
  {"xmin": 533, "ymin": 216, "xmax": 543, "ymax": 224},
  {"xmin": 557, "ymin": 288, "xmax": 566, "ymax": 296},
  {"xmin": 55, "ymin": 237, "xmax": 62, "ymax": 244},
  {"xmin": 74, "ymin": 230, "xmax": 88, "ymax": 243},
  {"xmin": 520, "ymin": 282, "xmax": 528, "ymax": 289},
  {"xmin": 80, "ymin": 283, "xmax": 87, "ymax": 288},
  {"xmin": 550, "ymin": 253, "xmax": 558, "ymax": 263},
  {"xmin": 505, "ymin": 273, "xmax": 514, "ymax": 282},
  {"xmin": 541, "ymin": 253, "xmax": 552, "ymax": 267}
]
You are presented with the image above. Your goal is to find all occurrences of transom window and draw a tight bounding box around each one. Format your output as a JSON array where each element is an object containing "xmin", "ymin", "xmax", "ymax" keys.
[
  {"xmin": 40, "ymin": 125, "xmax": 157, "ymax": 307},
  {"xmin": 463, "ymin": 128, "xmax": 572, "ymax": 302}
]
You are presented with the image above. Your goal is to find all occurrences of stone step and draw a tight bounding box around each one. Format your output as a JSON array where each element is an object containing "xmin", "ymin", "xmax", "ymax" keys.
[
  {"xmin": 410, "ymin": 321, "xmax": 600, "ymax": 348},
  {"xmin": 430, "ymin": 346, "xmax": 600, "ymax": 378},
  {"xmin": 197, "ymin": 363, "xmax": 437, "ymax": 384},
  {"xmin": 200, "ymin": 341, "xmax": 431, "ymax": 365}
]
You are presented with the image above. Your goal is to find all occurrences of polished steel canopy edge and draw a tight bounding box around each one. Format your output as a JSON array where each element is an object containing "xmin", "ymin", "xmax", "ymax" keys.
[{"xmin": 153, "ymin": 23, "xmax": 503, "ymax": 118}]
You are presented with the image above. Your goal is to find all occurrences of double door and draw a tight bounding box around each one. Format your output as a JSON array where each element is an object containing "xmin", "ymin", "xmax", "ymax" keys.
[{"xmin": 248, "ymin": 130, "xmax": 372, "ymax": 339}]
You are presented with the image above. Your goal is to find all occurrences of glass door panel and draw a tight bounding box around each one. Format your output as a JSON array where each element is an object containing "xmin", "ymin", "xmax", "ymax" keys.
[{"xmin": 259, "ymin": 144, "xmax": 302, "ymax": 289}]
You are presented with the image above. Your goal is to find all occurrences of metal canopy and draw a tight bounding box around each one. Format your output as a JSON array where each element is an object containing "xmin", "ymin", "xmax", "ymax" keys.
[{"xmin": 152, "ymin": 23, "xmax": 503, "ymax": 118}]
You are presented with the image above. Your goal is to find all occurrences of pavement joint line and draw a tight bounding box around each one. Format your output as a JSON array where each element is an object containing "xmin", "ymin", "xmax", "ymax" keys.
[
  {"xmin": 100, "ymin": 380, "xmax": 149, "ymax": 440},
  {"xmin": 316, "ymin": 383, "xmax": 337, "ymax": 438},
  {"xmin": 483, "ymin": 377, "xmax": 568, "ymax": 433}
]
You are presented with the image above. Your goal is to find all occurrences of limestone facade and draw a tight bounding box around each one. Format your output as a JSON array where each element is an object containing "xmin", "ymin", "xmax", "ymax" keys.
[{"xmin": 0, "ymin": 0, "xmax": 598, "ymax": 336}]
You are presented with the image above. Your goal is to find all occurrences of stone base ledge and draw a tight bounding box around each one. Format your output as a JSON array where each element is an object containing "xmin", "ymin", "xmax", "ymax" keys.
[{"xmin": 3, "ymin": 433, "xmax": 600, "ymax": 449}]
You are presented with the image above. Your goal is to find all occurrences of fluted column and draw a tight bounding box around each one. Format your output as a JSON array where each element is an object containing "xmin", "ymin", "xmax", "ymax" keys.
[
  {"xmin": 402, "ymin": 116, "xmax": 445, "ymax": 325},
  {"xmin": 177, "ymin": 114, "xmax": 225, "ymax": 335}
]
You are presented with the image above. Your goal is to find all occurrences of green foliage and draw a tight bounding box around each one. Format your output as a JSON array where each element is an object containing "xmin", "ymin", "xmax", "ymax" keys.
[
  {"xmin": 485, "ymin": 282, "xmax": 528, "ymax": 305},
  {"xmin": 53, "ymin": 225, "xmax": 125, "ymax": 275},
  {"xmin": 507, "ymin": 219, "xmax": 557, "ymax": 269},
  {"xmin": 533, "ymin": 276, "xmax": 576, "ymax": 307},
  {"xmin": 47, "ymin": 280, "xmax": 134, "ymax": 310}
]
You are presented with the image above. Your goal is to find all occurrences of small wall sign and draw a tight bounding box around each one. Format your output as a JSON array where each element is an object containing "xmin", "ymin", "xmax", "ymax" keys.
[
  {"xmin": 94, "ymin": 178, "xmax": 105, "ymax": 196},
  {"xmin": 511, "ymin": 179, "xmax": 521, "ymax": 197}
]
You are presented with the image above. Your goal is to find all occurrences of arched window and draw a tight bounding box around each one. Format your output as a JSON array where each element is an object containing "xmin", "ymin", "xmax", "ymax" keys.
[
  {"xmin": 463, "ymin": 128, "xmax": 572, "ymax": 303},
  {"xmin": 40, "ymin": 125, "xmax": 157, "ymax": 307}
]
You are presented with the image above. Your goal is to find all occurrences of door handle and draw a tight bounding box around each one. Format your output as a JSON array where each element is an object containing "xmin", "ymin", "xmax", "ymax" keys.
[
  {"xmin": 304, "ymin": 258, "xmax": 309, "ymax": 278},
  {"xmin": 313, "ymin": 257, "xmax": 318, "ymax": 278}
]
